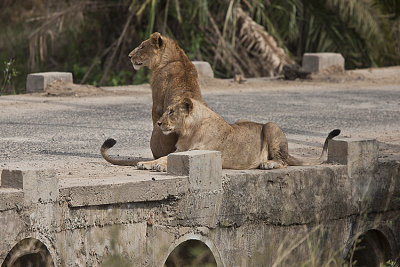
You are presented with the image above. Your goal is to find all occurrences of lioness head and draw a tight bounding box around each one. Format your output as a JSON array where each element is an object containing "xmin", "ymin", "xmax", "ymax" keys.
[
  {"xmin": 128, "ymin": 32, "xmax": 164, "ymax": 70},
  {"xmin": 157, "ymin": 98, "xmax": 194, "ymax": 135}
]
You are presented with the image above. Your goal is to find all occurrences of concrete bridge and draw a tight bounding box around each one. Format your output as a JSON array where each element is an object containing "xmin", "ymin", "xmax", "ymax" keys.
[
  {"xmin": 0, "ymin": 137, "xmax": 399, "ymax": 266},
  {"xmin": 1, "ymin": 67, "xmax": 400, "ymax": 266}
]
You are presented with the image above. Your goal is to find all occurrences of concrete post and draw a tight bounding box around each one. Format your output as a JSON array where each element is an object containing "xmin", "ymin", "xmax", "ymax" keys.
[
  {"xmin": 328, "ymin": 138, "xmax": 380, "ymax": 217},
  {"xmin": 302, "ymin": 53, "xmax": 344, "ymax": 73},
  {"xmin": 1, "ymin": 169, "xmax": 23, "ymax": 189},
  {"xmin": 26, "ymin": 72, "xmax": 73, "ymax": 93},
  {"xmin": 21, "ymin": 170, "xmax": 59, "ymax": 206},
  {"xmin": 167, "ymin": 150, "xmax": 223, "ymax": 227},
  {"xmin": 167, "ymin": 150, "xmax": 222, "ymax": 192},
  {"xmin": 1, "ymin": 169, "xmax": 58, "ymax": 206},
  {"xmin": 328, "ymin": 138, "xmax": 378, "ymax": 175},
  {"xmin": 192, "ymin": 61, "xmax": 214, "ymax": 78}
]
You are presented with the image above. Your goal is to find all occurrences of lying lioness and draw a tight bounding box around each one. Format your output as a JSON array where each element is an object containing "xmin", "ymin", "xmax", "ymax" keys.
[{"xmin": 136, "ymin": 98, "xmax": 340, "ymax": 171}]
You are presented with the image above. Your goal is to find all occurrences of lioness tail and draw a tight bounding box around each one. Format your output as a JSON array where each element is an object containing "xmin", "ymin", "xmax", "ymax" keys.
[
  {"xmin": 287, "ymin": 129, "xmax": 341, "ymax": 166},
  {"xmin": 101, "ymin": 138, "xmax": 144, "ymax": 166}
]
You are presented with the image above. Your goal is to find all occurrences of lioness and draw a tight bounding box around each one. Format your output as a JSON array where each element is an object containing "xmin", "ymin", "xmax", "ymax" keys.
[
  {"xmin": 101, "ymin": 32, "xmax": 203, "ymax": 165},
  {"xmin": 136, "ymin": 98, "xmax": 340, "ymax": 171}
]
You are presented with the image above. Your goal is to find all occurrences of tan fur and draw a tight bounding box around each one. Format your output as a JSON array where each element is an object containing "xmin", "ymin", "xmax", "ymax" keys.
[
  {"xmin": 137, "ymin": 98, "xmax": 340, "ymax": 171},
  {"xmin": 101, "ymin": 32, "xmax": 203, "ymax": 165}
]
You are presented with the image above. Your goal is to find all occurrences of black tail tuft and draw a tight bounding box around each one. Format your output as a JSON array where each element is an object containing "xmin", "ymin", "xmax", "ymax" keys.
[
  {"xmin": 102, "ymin": 138, "xmax": 117, "ymax": 149},
  {"xmin": 328, "ymin": 129, "xmax": 341, "ymax": 139}
]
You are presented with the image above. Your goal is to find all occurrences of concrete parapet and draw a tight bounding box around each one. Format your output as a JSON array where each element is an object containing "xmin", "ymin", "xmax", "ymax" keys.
[
  {"xmin": 328, "ymin": 138, "xmax": 378, "ymax": 174},
  {"xmin": 24, "ymin": 170, "xmax": 58, "ymax": 206},
  {"xmin": 0, "ymin": 169, "xmax": 58, "ymax": 206},
  {"xmin": 60, "ymin": 175, "xmax": 189, "ymax": 207},
  {"xmin": 302, "ymin": 53, "xmax": 344, "ymax": 73},
  {"xmin": 0, "ymin": 157, "xmax": 399, "ymax": 265},
  {"xmin": 168, "ymin": 150, "xmax": 222, "ymax": 192},
  {"xmin": 26, "ymin": 72, "xmax": 73, "ymax": 93},
  {"xmin": 192, "ymin": 61, "xmax": 214, "ymax": 78},
  {"xmin": 221, "ymin": 165, "xmax": 349, "ymax": 226}
]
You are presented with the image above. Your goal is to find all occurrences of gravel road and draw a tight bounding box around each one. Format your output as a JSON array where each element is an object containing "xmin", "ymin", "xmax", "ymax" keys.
[{"xmin": 1, "ymin": 67, "xmax": 399, "ymax": 174}]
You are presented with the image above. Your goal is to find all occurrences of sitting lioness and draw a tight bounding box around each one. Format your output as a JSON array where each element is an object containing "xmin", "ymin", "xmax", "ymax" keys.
[
  {"xmin": 136, "ymin": 98, "xmax": 340, "ymax": 171},
  {"xmin": 101, "ymin": 32, "xmax": 203, "ymax": 165}
]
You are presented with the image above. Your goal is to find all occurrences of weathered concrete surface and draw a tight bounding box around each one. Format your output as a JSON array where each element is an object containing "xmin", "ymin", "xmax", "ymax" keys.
[
  {"xmin": 26, "ymin": 72, "xmax": 73, "ymax": 93},
  {"xmin": 0, "ymin": 145, "xmax": 399, "ymax": 266},
  {"xmin": 302, "ymin": 53, "xmax": 345, "ymax": 73},
  {"xmin": 0, "ymin": 188, "xmax": 23, "ymax": 211},
  {"xmin": 59, "ymin": 174, "xmax": 189, "ymax": 207}
]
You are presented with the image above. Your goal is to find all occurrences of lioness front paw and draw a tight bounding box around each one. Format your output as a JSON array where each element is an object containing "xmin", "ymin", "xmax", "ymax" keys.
[
  {"xmin": 260, "ymin": 162, "xmax": 276, "ymax": 170},
  {"xmin": 153, "ymin": 163, "xmax": 167, "ymax": 172},
  {"xmin": 260, "ymin": 160, "xmax": 285, "ymax": 170},
  {"xmin": 137, "ymin": 161, "xmax": 153, "ymax": 170}
]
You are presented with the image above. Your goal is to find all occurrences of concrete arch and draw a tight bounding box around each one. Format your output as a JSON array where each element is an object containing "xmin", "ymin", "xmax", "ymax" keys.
[
  {"xmin": 346, "ymin": 229, "xmax": 392, "ymax": 266},
  {"xmin": 162, "ymin": 233, "xmax": 224, "ymax": 267},
  {"xmin": 1, "ymin": 238, "xmax": 55, "ymax": 267}
]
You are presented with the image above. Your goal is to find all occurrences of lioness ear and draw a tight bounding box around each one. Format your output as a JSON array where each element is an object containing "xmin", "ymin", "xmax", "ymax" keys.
[
  {"xmin": 150, "ymin": 32, "xmax": 163, "ymax": 49},
  {"xmin": 182, "ymin": 98, "xmax": 193, "ymax": 114}
]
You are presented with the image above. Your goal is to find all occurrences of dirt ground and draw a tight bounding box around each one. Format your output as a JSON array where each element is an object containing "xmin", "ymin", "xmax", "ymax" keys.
[{"xmin": 33, "ymin": 65, "xmax": 400, "ymax": 97}]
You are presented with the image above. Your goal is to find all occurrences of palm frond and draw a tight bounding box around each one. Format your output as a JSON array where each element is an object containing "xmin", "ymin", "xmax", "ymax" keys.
[
  {"xmin": 328, "ymin": 0, "xmax": 384, "ymax": 40},
  {"xmin": 28, "ymin": 2, "xmax": 86, "ymax": 71},
  {"xmin": 236, "ymin": 7, "xmax": 293, "ymax": 75}
]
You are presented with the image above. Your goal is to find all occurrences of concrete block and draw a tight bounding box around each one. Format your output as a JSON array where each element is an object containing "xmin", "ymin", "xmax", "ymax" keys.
[
  {"xmin": 168, "ymin": 150, "xmax": 222, "ymax": 192},
  {"xmin": 0, "ymin": 188, "xmax": 24, "ymax": 211},
  {"xmin": 21, "ymin": 170, "xmax": 59, "ymax": 206},
  {"xmin": 1, "ymin": 169, "xmax": 58, "ymax": 206},
  {"xmin": 1, "ymin": 169, "xmax": 59, "ymax": 206},
  {"xmin": 302, "ymin": 53, "xmax": 344, "ymax": 73},
  {"xmin": 1, "ymin": 169, "xmax": 23, "ymax": 189},
  {"xmin": 328, "ymin": 138, "xmax": 378, "ymax": 174},
  {"xmin": 192, "ymin": 61, "xmax": 214, "ymax": 78},
  {"xmin": 26, "ymin": 72, "xmax": 73, "ymax": 93}
]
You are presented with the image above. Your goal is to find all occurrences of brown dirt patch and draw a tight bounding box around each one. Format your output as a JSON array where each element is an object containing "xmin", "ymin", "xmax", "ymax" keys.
[
  {"xmin": 32, "ymin": 80, "xmax": 148, "ymax": 97},
  {"xmin": 43, "ymin": 80, "xmax": 106, "ymax": 97}
]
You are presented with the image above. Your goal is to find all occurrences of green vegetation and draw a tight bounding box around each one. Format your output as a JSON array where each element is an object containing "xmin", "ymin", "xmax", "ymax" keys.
[
  {"xmin": 165, "ymin": 239, "xmax": 217, "ymax": 267},
  {"xmin": 0, "ymin": 0, "xmax": 399, "ymax": 94},
  {"xmin": 1, "ymin": 59, "xmax": 18, "ymax": 95}
]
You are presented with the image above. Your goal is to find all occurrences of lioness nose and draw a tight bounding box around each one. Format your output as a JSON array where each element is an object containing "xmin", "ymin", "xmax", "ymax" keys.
[
  {"xmin": 157, "ymin": 121, "xmax": 162, "ymax": 126},
  {"xmin": 128, "ymin": 54, "xmax": 132, "ymax": 59}
]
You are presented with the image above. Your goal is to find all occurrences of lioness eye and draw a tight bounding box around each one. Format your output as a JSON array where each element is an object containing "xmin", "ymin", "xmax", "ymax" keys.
[{"xmin": 168, "ymin": 110, "xmax": 174, "ymax": 116}]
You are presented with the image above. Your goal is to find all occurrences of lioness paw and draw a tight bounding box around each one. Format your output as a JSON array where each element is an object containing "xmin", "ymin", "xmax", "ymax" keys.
[
  {"xmin": 153, "ymin": 163, "xmax": 167, "ymax": 172},
  {"xmin": 137, "ymin": 161, "xmax": 153, "ymax": 170},
  {"xmin": 260, "ymin": 161, "xmax": 285, "ymax": 170},
  {"xmin": 260, "ymin": 162, "xmax": 276, "ymax": 170}
]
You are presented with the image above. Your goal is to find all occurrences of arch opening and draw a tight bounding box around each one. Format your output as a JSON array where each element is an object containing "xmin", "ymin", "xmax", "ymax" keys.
[
  {"xmin": 347, "ymin": 229, "xmax": 392, "ymax": 267},
  {"xmin": 164, "ymin": 239, "xmax": 217, "ymax": 267},
  {"xmin": 2, "ymin": 238, "xmax": 54, "ymax": 267}
]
